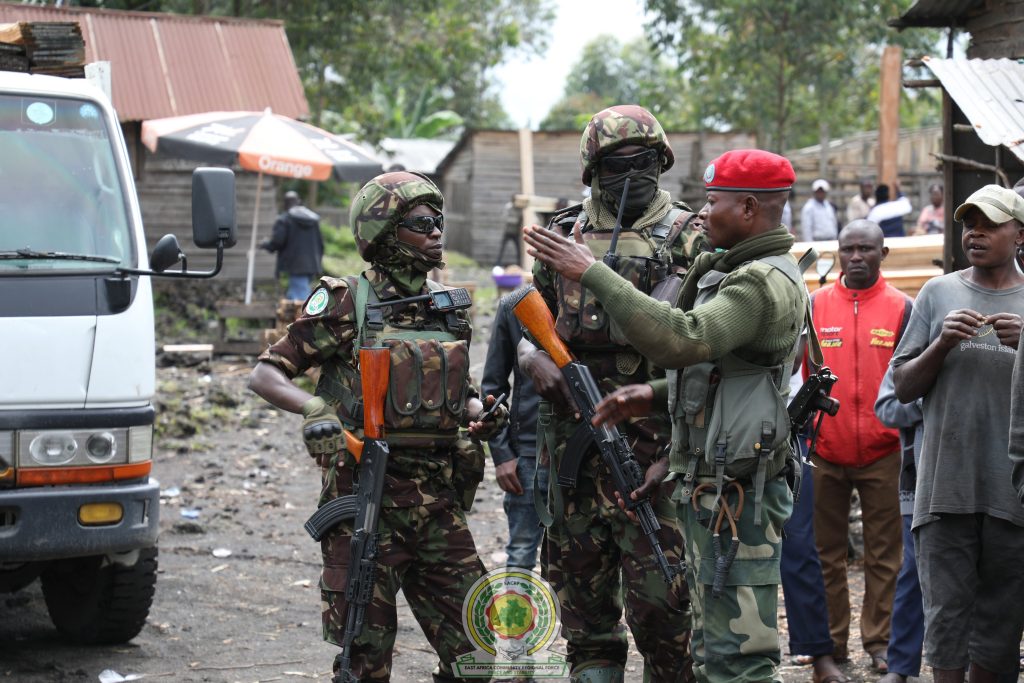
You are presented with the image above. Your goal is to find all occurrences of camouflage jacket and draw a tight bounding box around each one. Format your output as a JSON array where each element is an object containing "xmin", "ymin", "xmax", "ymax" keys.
[
  {"xmin": 532, "ymin": 202, "xmax": 706, "ymax": 468},
  {"xmin": 260, "ymin": 266, "xmax": 478, "ymax": 507}
]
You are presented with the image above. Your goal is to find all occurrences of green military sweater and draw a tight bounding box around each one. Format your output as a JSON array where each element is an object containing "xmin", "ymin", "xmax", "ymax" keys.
[{"xmin": 579, "ymin": 231, "xmax": 805, "ymax": 381}]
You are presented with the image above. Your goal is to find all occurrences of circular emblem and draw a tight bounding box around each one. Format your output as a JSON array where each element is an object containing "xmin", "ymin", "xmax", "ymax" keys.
[
  {"xmin": 703, "ymin": 163, "xmax": 716, "ymax": 184},
  {"xmin": 463, "ymin": 568, "xmax": 558, "ymax": 657},
  {"xmin": 304, "ymin": 288, "xmax": 329, "ymax": 316}
]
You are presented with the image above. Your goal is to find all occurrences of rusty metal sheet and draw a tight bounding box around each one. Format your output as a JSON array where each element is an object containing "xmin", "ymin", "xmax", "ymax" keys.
[
  {"xmin": 0, "ymin": 2, "xmax": 308, "ymax": 121},
  {"xmin": 924, "ymin": 56, "xmax": 1024, "ymax": 162}
]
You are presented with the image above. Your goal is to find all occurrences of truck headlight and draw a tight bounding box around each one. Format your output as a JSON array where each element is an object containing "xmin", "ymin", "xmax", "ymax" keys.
[
  {"xmin": 18, "ymin": 429, "xmax": 130, "ymax": 467},
  {"xmin": 86, "ymin": 432, "xmax": 117, "ymax": 463},
  {"xmin": 28, "ymin": 433, "xmax": 78, "ymax": 465}
]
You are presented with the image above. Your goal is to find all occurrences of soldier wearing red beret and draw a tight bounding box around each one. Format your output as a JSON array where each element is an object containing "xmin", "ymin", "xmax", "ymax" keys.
[{"xmin": 525, "ymin": 148, "xmax": 808, "ymax": 683}]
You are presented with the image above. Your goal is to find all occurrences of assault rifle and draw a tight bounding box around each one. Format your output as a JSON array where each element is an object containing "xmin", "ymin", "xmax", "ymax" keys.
[
  {"xmin": 303, "ymin": 347, "xmax": 390, "ymax": 683},
  {"xmin": 509, "ymin": 286, "xmax": 682, "ymax": 583},
  {"xmin": 788, "ymin": 366, "xmax": 839, "ymax": 461}
]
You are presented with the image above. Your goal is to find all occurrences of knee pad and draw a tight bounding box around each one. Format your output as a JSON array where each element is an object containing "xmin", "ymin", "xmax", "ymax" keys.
[{"xmin": 570, "ymin": 665, "xmax": 625, "ymax": 683}]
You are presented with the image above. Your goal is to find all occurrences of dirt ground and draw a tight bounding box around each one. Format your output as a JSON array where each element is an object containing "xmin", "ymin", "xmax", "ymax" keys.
[{"xmin": 1, "ymin": 305, "xmax": 938, "ymax": 683}]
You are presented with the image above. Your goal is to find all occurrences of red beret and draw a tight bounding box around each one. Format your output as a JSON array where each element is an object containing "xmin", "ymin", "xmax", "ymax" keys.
[{"xmin": 703, "ymin": 149, "xmax": 795, "ymax": 192}]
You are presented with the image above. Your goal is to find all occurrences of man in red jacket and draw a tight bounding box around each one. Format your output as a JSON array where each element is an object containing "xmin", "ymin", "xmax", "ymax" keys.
[{"xmin": 808, "ymin": 219, "xmax": 912, "ymax": 674}]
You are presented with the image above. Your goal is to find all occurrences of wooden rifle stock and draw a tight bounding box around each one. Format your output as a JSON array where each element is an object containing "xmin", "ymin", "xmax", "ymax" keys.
[
  {"xmin": 508, "ymin": 287, "xmax": 573, "ymax": 369},
  {"xmin": 341, "ymin": 347, "xmax": 391, "ymax": 462},
  {"xmin": 343, "ymin": 430, "xmax": 363, "ymax": 460},
  {"xmin": 360, "ymin": 347, "xmax": 390, "ymax": 443}
]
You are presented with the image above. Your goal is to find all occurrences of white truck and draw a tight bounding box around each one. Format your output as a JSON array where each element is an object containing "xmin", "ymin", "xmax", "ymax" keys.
[{"xmin": 0, "ymin": 71, "xmax": 236, "ymax": 643}]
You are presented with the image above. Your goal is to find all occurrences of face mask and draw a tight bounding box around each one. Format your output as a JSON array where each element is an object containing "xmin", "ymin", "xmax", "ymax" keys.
[
  {"xmin": 599, "ymin": 165, "xmax": 661, "ymax": 219},
  {"xmin": 373, "ymin": 232, "xmax": 445, "ymax": 294}
]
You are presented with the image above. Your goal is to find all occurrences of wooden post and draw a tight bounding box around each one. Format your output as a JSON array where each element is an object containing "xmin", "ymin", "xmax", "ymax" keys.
[
  {"xmin": 879, "ymin": 45, "xmax": 903, "ymax": 194},
  {"xmin": 518, "ymin": 128, "xmax": 536, "ymax": 271}
]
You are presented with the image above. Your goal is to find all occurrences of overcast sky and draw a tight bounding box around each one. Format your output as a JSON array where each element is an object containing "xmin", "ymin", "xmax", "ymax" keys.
[{"xmin": 493, "ymin": 0, "xmax": 648, "ymax": 129}]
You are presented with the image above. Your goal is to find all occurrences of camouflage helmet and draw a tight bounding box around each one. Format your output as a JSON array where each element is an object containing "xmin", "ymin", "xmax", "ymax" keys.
[
  {"xmin": 349, "ymin": 171, "xmax": 444, "ymax": 261},
  {"xmin": 579, "ymin": 104, "xmax": 674, "ymax": 185}
]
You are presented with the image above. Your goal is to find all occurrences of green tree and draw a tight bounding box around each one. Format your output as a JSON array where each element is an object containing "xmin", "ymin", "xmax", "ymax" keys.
[
  {"xmin": 284, "ymin": 0, "xmax": 552, "ymax": 142},
  {"xmin": 643, "ymin": 0, "xmax": 939, "ymax": 151},
  {"xmin": 540, "ymin": 36, "xmax": 696, "ymax": 131},
  {"xmin": 75, "ymin": 0, "xmax": 553, "ymax": 142}
]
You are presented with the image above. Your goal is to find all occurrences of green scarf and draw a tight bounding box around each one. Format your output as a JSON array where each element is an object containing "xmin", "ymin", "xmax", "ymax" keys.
[
  {"xmin": 680, "ymin": 226, "xmax": 794, "ymax": 310},
  {"xmin": 372, "ymin": 232, "xmax": 445, "ymax": 294},
  {"xmin": 583, "ymin": 187, "xmax": 673, "ymax": 231}
]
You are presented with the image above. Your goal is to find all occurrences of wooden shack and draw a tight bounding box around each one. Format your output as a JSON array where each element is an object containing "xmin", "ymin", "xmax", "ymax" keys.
[
  {"xmin": 436, "ymin": 128, "xmax": 754, "ymax": 266},
  {"xmin": 892, "ymin": 0, "xmax": 1024, "ymax": 271},
  {"xmin": 0, "ymin": 2, "xmax": 309, "ymax": 282}
]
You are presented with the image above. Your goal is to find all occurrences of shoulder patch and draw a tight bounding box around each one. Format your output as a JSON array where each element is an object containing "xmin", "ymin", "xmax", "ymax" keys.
[{"xmin": 305, "ymin": 288, "xmax": 330, "ymax": 315}]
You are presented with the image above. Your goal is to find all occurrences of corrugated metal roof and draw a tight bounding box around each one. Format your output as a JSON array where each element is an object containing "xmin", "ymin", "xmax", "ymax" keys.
[
  {"xmin": 379, "ymin": 138, "xmax": 457, "ymax": 175},
  {"xmin": 0, "ymin": 2, "xmax": 307, "ymax": 121},
  {"xmin": 923, "ymin": 56, "xmax": 1024, "ymax": 162},
  {"xmin": 889, "ymin": 0, "xmax": 983, "ymax": 28}
]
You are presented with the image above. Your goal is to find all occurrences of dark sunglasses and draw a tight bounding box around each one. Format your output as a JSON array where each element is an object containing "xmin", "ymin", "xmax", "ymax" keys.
[
  {"xmin": 398, "ymin": 214, "xmax": 444, "ymax": 234},
  {"xmin": 600, "ymin": 148, "xmax": 660, "ymax": 175}
]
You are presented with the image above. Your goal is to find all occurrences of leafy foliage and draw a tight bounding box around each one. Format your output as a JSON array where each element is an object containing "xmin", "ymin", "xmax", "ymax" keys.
[
  {"xmin": 76, "ymin": 0, "xmax": 554, "ymax": 143},
  {"xmin": 643, "ymin": 0, "xmax": 941, "ymax": 151}
]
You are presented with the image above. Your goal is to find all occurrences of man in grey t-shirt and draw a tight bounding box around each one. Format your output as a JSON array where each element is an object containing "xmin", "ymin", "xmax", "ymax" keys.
[{"xmin": 892, "ymin": 185, "xmax": 1024, "ymax": 683}]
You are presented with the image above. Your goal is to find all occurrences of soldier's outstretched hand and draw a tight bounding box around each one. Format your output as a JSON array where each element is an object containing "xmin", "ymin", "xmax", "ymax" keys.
[
  {"xmin": 592, "ymin": 383, "xmax": 655, "ymax": 428},
  {"xmin": 613, "ymin": 458, "xmax": 670, "ymax": 522},
  {"xmin": 523, "ymin": 223, "xmax": 595, "ymax": 282}
]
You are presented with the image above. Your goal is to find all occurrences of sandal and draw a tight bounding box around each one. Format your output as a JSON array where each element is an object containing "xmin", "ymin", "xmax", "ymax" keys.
[{"xmin": 870, "ymin": 651, "xmax": 889, "ymax": 674}]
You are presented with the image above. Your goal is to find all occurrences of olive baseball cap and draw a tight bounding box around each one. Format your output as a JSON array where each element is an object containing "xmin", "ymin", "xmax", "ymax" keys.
[{"xmin": 953, "ymin": 185, "xmax": 1024, "ymax": 224}]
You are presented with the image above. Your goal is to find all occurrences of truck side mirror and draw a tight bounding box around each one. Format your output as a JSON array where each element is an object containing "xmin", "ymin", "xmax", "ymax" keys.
[
  {"xmin": 149, "ymin": 234, "xmax": 184, "ymax": 273},
  {"xmin": 816, "ymin": 254, "xmax": 835, "ymax": 286},
  {"xmin": 192, "ymin": 168, "xmax": 236, "ymax": 249}
]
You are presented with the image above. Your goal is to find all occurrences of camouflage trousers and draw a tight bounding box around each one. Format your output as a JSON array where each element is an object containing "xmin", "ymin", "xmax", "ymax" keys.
[
  {"xmin": 676, "ymin": 475, "xmax": 793, "ymax": 683},
  {"xmin": 320, "ymin": 499, "xmax": 486, "ymax": 681},
  {"xmin": 544, "ymin": 470, "xmax": 694, "ymax": 682}
]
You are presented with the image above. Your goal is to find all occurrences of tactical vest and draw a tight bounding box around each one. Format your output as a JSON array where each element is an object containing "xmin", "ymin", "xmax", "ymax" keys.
[
  {"xmin": 554, "ymin": 205, "xmax": 695, "ymax": 353},
  {"xmin": 315, "ymin": 275, "xmax": 472, "ymax": 448},
  {"xmin": 667, "ymin": 255, "xmax": 805, "ymax": 522}
]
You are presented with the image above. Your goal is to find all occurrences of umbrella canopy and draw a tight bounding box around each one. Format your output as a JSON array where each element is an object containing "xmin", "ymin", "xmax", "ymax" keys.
[
  {"xmin": 141, "ymin": 109, "xmax": 383, "ymax": 181},
  {"xmin": 142, "ymin": 109, "xmax": 383, "ymax": 304}
]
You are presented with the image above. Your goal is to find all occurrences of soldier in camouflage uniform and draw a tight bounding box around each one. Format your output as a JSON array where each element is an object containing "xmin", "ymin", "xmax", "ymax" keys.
[
  {"xmin": 518, "ymin": 105, "xmax": 704, "ymax": 683},
  {"xmin": 523, "ymin": 149, "xmax": 807, "ymax": 683},
  {"xmin": 249, "ymin": 171, "xmax": 506, "ymax": 683}
]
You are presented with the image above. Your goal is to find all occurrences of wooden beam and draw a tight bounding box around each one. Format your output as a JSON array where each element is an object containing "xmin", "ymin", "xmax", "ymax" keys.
[
  {"xmin": 518, "ymin": 128, "xmax": 536, "ymax": 271},
  {"xmin": 879, "ymin": 45, "xmax": 903, "ymax": 193}
]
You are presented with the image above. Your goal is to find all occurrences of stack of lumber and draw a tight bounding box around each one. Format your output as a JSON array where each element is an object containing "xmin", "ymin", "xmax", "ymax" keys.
[
  {"xmin": 793, "ymin": 234, "xmax": 944, "ymax": 298},
  {"xmin": 0, "ymin": 22, "xmax": 85, "ymax": 77}
]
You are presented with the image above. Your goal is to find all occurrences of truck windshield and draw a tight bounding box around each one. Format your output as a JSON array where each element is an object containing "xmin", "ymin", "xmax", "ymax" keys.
[{"xmin": 0, "ymin": 93, "xmax": 133, "ymax": 273}]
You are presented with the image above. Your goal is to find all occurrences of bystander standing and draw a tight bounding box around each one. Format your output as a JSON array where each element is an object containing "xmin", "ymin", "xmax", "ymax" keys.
[
  {"xmin": 808, "ymin": 220, "xmax": 912, "ymax": 673},
  {"xmin": 892, "ymin": 184, "xmax": 1024, "ymax": 683}
]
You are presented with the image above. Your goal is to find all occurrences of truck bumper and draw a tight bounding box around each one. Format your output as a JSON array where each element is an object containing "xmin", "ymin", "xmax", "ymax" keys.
[{"xmin": 0, "ymin": 478, "xmax": 159, "ymax": 562}]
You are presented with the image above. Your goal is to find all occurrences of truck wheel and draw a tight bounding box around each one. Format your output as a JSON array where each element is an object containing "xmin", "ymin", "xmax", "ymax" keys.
[{"xmin": 40, "ymin": 546, "xmax": 158, "ymax": 644}]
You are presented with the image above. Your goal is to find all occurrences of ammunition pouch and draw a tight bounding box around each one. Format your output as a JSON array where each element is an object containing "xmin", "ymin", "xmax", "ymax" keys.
[{"xmin": 316, "ymin": 274, "xmax": 472, "ymax": 448}]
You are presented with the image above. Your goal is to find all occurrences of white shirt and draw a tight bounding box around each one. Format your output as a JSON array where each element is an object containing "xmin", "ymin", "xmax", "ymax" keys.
[{"xmin": 800, "ymin": 199, "xmax": 839, "ymax": 241}]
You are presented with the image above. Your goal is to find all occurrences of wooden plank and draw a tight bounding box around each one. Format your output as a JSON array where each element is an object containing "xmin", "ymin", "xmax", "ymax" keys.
[
  {"xmin": 162, "ymin": 343, "xmax": 214, "ymax": 353},
  {"xmin": 878, "ymin": 45, "xmax": 903, "ymax": 191}
]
